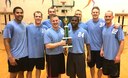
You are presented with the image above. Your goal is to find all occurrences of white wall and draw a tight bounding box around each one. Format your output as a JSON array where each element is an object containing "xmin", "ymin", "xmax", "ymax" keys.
[{"xmin": 0, "ymin": 0, "xmax": 128, "ymax": 23}]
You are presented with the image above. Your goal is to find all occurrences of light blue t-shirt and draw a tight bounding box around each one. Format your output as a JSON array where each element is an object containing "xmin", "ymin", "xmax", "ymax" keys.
[
  {"xmin": 44, "ymin": 27, "xmax": 64, "ymax": 55},
  {"xmin": 68, "ymin": 27, "xmax": 90, "ymax": 53},
  {"xmin": 85, "ymin": 18, "xmax": 105, "ymax": 51},
  {"xmin": 102, "ymin": 25, "xmax": 124, "ymax": 60},
  {"xmin": 68, "ymin": 22, "xmax": 86, "ymax": 30},
  {"xmin": 3, "ymin": 20, "xmax": 28, "ymax": 59},
  {"xmin": 42, "ymin": 19, "xmax": 64, "ymax": 28},
  {"xmin": 27, "ymin": 24, "xmax": 46, "ymax": 58}
]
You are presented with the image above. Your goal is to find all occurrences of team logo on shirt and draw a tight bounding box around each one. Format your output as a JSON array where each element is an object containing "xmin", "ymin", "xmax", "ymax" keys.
[
  {"xmin": 78, "ymin": 32, "xmax": 84, "ymax": 38},
  {"xmin": 99, "ymin": 22, "xmax": 105, "ymax": 27},
  {"xmin": 112, "ymin": 28, "xmax": 118, "ymax": 34}
]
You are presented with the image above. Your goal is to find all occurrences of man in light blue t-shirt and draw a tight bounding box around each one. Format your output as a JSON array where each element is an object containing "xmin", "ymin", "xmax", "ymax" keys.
[
  {"xmin": 44, "ymin": 15, "xmax": 66, "ymax": 78},
  {"xmin": 85, "ymin": 6, "xmax": 104, "ymax": 78},
  {"xmin": 101, "ymin": 10, "xmax": 124, "ymax": 78},
  {"xmin": 26, "ymin": 11, "xmax": 47, "ymax": 78},
  {"xmin": 66, "ymin": 16, "xmax": 91, "ymax": 78},
  {"xmin": 3, "ymin": 6, "xmax": 28, "ymax": 78}
]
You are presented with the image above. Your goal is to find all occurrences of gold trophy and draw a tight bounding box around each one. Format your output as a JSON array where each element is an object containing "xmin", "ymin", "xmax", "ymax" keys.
[{"xmin": 60, "ymin": 1, "xmax": 72, "ymax": 48}]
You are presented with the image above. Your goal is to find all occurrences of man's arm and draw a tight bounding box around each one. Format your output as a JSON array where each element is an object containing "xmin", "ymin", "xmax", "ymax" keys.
[
  {"xmin": 45, "ymin": 40, "xmax": 66, "ymax": 49},
  {"xmin": 4, "ymin": 38, "xmax": 17, "ymax": 65},
  {"xmin": 4, "ymin": 38, "xmax": 12, "ymax": 57},
  {"xmin": 100, "ymin": 46, "xmax": 104, "ymax": 57},
  {"xmin": 114, "ymin": 40, "xmax": 124, "ymax": 63},
  {"xmin": 86, "ymin": 44, "xmax": 91, "ymax": 62}
]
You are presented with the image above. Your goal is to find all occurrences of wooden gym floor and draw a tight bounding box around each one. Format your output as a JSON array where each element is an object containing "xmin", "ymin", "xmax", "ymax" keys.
[{"xmin": 0, "ymin": 34, "xmax": 128, "ymax": 78}]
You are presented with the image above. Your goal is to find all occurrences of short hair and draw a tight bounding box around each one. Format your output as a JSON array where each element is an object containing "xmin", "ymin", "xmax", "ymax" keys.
[
  {"xmin": 75, "ymin": 9, "xmax": 82, "ymax": 13},
  {"xmin": 91, "ymin": 6, "xmax": 100, "ymax": 12},
  {"xmin": 72, "ymin": 16, "xmax": 80, "ymax": 22},
  {"xmin": 48, "ymin": 6, "xmax": 55, "ymax": 12},
  {"xmin": 50, "ymin": 14, "xmax": 58, "ymax": 19},
  {"xmin": 33, "ymin": 11, "xmax": 43, "ymax": 17},
  {"xmin": 50, "ymin": 14, "xmax": 59, "ymax": 22},
  {"xmin": 105, "ymin": 10, "xmax": 113, "ymax": 16},
  {"xmin": 13, "ymin": 6, "xmax": 23, "ymax": 13}
]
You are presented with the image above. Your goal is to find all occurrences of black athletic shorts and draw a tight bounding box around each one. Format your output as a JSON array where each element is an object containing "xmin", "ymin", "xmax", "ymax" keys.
[
  {"xmin": 87, "ymin": 50, "xmax": 103, "ymax": 69},
  {"xmin": 27, "ymin": 57, "xmax": 45, "ymax": 71},
  {"xmin": 46, "ymin": 53, "xmax": 65, "ymax": 77},
  {"xmin": 8, "ymin": 56, "xmax": 29, "ymax": 73},
  {"xmin": 102, "ymin": 58, "xmax": 120, "ymax": 77},
  {"xmin": 66, "ymin": 53, "xmax": 86, "ymax": 78}
]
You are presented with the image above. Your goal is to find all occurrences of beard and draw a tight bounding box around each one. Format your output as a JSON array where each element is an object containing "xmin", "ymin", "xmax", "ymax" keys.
[
  {"xmin": 16, "ymin": 16, "xmax": 23, "ymax": 21},
  {"xmin": 105, "ymin": 20, "xmax": 111, "ymax": 24}
]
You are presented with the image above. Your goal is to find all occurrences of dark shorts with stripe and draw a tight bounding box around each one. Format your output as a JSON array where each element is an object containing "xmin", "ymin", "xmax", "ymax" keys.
[
  {"xmin": 87, "ymin": 50, "xmax": 103, "ymax": 69},
  {"xmin": 8, "ymin": 56, "xmax": 29, "ymax": 73},
  {"xmin": 46, "ymin": 53, "xmax": 65, "ymax": 77}
]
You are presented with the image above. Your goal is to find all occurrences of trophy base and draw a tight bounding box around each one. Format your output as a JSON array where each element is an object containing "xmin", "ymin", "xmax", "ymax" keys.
[{"xmin": 63, "ymin": 45, "xmax": 72, "ymax": 48}]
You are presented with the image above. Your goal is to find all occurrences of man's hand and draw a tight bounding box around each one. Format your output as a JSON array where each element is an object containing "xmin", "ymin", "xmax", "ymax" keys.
[
  {"xmin": 59, "ymin": 40, "xmax": 66, "ymax": 46},
  {"xmin": 87, "ymin": 54, "xmax": 91, "ymax": 62},
  {"xmin": 114, "ymin": 23, "xmax": 121, "ymax": 29},
  {"xmin": 67, "ymin": 38, "xmax": 72, "ymax": 45},
  {"xmin": 100, "ymin": 49, "xmax": 104, "ymax": 57},
  {"xmin": 8, "ymin": 56, "xmax": 17, "ymax": 66},
  {"xmin": 114, "ymin": 55, "xmax": 121, "ymax": 63}
]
